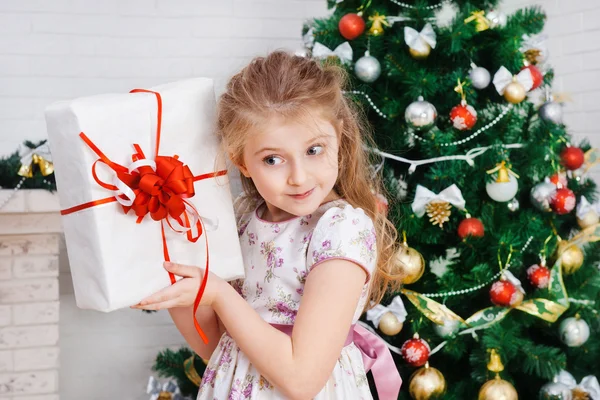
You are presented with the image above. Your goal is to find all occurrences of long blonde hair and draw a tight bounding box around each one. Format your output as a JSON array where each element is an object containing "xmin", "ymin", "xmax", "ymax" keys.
[{"xmin": 216, "ymin": 51, "xmax": 404, "ymax": 307}]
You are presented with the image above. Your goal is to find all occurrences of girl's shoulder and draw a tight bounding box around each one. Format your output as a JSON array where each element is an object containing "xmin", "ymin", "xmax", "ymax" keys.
[
  {"xmin": 232, "ymin": 191, "xmax": 260, "ymax": 227},
  {"xmin": 312, "ymin": 199, "xmax": 374, "ymax": 233}
]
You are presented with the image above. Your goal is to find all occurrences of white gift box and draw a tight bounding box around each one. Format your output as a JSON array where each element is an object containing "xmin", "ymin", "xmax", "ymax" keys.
[{"xmin": 45, "ymin": 78, "xmax": 245, "ymax": 312}]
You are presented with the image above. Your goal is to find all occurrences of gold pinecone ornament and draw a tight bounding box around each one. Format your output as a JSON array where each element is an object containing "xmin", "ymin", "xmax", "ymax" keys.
[{"xmin": 425, "ymin": 201, "xmax": 452, "ymax": 228}]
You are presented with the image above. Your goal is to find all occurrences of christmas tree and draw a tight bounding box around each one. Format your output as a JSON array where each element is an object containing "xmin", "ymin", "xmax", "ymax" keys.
[{"xmin": 302, "ymin": 1, "xmax": 600, "ymax": 399}]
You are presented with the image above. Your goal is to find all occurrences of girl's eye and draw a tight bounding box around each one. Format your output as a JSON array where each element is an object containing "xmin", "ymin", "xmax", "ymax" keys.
[
  {"xmin": 263, "ymin": 155, "xmax": 283, "ymax": 166},
  {"xmin": 307, "ymin": 145, "xmax": 324, "ymax": 156}
]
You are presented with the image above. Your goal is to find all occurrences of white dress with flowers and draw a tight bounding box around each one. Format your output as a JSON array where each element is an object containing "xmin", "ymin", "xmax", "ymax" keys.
[{"xmin": 197, "ymin": 195, "xmax": 377, "ymax": 400}]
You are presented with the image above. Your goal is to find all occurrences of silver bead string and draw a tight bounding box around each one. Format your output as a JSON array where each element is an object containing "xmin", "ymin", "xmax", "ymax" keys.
[
  {"xmin": 343, "ymin": 90, "xmax": 389, "ymax": 119},
  {"xmin": 389, "ymin": 0, "xmax": 452, "ymax": 10},
  {"xmin": 0, "ymin": 177, "xmax": 53, "ymax": 211},
  {"xmin": 422, "ymin": 236, "xmax": 534, "ymax": 298},
  {"xmin": 0, "ymin": 177, "xmax": 26, "ymax": 210},
  {"xmin": 411, "ymin": 104, "xmax": 514, "ymax": 147}
]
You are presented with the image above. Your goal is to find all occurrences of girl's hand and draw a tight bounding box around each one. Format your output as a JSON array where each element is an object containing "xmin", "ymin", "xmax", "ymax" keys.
[{"xmin": 131, "ymin": 261, "xmax": 223, "ymax": 310}]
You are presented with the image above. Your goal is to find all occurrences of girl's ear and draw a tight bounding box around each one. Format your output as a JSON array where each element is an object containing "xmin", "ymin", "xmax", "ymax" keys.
[{"xmin": 235, "ymin": 161, "xmax": 251, "ymax": 178}]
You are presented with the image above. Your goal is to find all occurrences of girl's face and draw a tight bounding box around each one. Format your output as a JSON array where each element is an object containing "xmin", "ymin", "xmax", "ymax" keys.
[{"xmin": 238, "ymin": 113, "xmax": 340, "ymax": 222}]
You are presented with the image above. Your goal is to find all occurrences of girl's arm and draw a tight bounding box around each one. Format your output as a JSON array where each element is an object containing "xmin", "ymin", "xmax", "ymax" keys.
[
  {"xmin": 168, "ymin": 305, "xmax": 224, "ymax": 360},
  {"xmin": 213, "ymin": 258, "xmax": 367, "ymax": 400}
]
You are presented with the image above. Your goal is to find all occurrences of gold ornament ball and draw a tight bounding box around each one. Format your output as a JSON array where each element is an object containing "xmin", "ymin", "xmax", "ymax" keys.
[
  {"xmin": 478, "ymin": 376, "xmax": 518, "ymax": 400},
  {"xmin": 379, "ymin": 311, "xmax": 403, "ymax": 336},
  {"xmin": 557, "ymin": 241, "xmax": 585, "ymax": 274},
  {"xmin": 409, "ymin": 364, "xmax": 446, "ymax": 400},
  {"xmin": 503, "ymin": 81, "xmax": 527, "ymax": 104},
  {"xmin": 577, "ymin": 210, "xmax": 599, "ymax": 229},
  {"xmin": 397, "ymin": 244, "xmax": 425, "ymax": 284},
  {"xmin": 409, "ymin": 44, "xmax": 431, "ymax": 60},
  {"xmin": 157, "ymin": 392, "xmax": 173, "ymax": 400}
]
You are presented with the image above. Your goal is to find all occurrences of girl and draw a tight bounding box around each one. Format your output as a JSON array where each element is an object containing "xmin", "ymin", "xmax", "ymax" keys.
[{"xmin": 133, "ymin": 51, "xmax": 404, "ymax": 400}]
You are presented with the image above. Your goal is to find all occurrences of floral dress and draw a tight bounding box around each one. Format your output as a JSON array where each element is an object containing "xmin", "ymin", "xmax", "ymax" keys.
[{"xmin": 197, "ymin": 195, "xmax": 377, "ymax": 400}]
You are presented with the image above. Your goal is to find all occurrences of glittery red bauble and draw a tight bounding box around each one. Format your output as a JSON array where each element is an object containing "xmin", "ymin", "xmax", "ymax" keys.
[
  {"xmin": 457, "ymin": 217, "xmax": 485, "ymax": 239},
  {"xmin": 338, "ymin": 13, "xmax": 365, "ymax": 40},
  {"xmin": 526, "ymin": 264, "xmax": 551, "ymax": 288},
  {"xmin": 551, "ymin": 187, "xmax": 576, "ymax": 215},
  {"xmin": 490, "ymin": 280, "xmax": 523, "ymax": 307},
  {"xmin": 549, "ymin": 172, "xmax": 568, "ymax": 188},
  {"xmin": 560, "ymin": 146, "xmax": 585, "ymax": 170},
  {"xmin": 450, "ymin": 104, "xmax": 477, "ymax": 130},
  {"xmin": 521, "ymin": 65, "xmax": 543, "ymax": 90},
  {"xmin": 401, "ymin": 337, "xmax": 430, "ymax": 367},
  {"xmin": 375, "ymin": 193, "xmax": 389, "ymax": 216}
]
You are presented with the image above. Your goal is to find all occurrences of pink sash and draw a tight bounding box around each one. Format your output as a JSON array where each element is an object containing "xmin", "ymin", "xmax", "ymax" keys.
[{"xmin": 271, "ymin": 323, "xmax": 401, "ymax": 400}]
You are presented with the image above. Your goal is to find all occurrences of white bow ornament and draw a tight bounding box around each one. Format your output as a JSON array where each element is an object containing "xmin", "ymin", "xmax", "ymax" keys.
[
  {"xmin": 366, "ymin": 296, "xmax": 407, "ymax": 328},
  {"xmin": 404, "ymin": 23, "xmax": 437, "ymax": 53},
  {"xmin": 312, "ymin": 42, "xmax": 353, "ymax": 65},
  {"xmin": 493, "ymin": 66, "xmax": 534, "ymax": 95},
  {"xmin": 411, "ymin": 184, "xmax": 466, "ymax": 218},
  {"xmin": 555, "ymin": 370, "xmax": 600, "ymax": 400},
  {"xmin": 576, "ymin": 196, "xmax": 600, "ymax": 220}
]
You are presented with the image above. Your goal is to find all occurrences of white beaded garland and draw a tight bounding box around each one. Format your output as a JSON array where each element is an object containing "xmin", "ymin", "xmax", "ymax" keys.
[
  {"xmin": 344, "ymin": 90, "xmax": 389, "ymax": 120},
  {"xmin": 421, "ymin": 236, "xmax": 533, "ymax": 298},
  {"xmin": 389, "ymin": 0, "xmax": 451, "ymax": 10},
  {"xmin": 0, "ymin": 177, "xmax": 26, "ymax": 210}
]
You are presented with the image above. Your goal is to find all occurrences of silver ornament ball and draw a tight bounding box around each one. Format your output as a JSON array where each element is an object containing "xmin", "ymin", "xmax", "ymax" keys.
[
  {"xmin": 487, "ymin": 10, "xmax": 507, "ymax": 28},
  {"xmin": 433, "ymin": 318, "xmax": 460, "ymax": 338},
  {"xmin": 530, "ymin": 182, "xmax": 556, "ymax": 212},
  {"xmin": 354, "ymin": 52, "xmax": 381, "ymax": 83},
  {"xmin": 405, "ymin": 96, "xmax": 437, "ymax": 131},
  {"xmin": 507, "ymin": 197, "xmax": 520, "ymax": 212},
  {"xmin": 470, "ymin": 66, "xmax": 491, "ymax": 89},
  {"xmin": 559, "ymin": 317, "xmax": 590, "ymax": 347},
  {"xmin": 539, "ymin": 381, "xmax": 573, "ymax": 400},
  {"xmin": 540, "ymin": 101, "xmax": 563, "ymax": 125}
]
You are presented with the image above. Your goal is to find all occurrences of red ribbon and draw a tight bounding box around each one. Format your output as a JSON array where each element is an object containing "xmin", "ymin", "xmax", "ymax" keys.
[{"xmin": 61, "ymin": 88, "xmax": 227, "ymax": 344}]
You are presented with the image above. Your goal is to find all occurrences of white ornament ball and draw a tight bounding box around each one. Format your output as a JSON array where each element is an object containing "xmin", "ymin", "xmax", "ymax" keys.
[
  {"xmin": 433, "ymin": 318, "xmax": 460, "ymax": 338},
  {"xmin": 559, "ymin": 317, "xmax": 590, "ymax": 347},
  {"xmin": 487, "ymin": 10, "xmax": 507, "ymax": 28},
  {"xmin": 295, "ymin": 47, "xmax": 310, "ymax": 58},
  {"xmin": 354, "ymin": 52, "xmax": 381, "ymax": 83},
  {"xmin": 486, "ymin": 174, "xmax": 519, "ymax": 202},
  {"xmin": 507, "ymin": 197, "xmax": 520, "ymax": 212},
  {"xmin": 470, "ymin": 66, "xmax": 491, "ymax": 89}
]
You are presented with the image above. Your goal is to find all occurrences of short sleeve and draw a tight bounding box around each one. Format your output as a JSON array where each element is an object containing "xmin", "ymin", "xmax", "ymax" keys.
[
  {"xmin": 306, "ymin": 205, "xmax": 377, "ymax": 282},
  {"xmin": 232, "ymin": 192, "xmax": 256, "ymax": 234}
]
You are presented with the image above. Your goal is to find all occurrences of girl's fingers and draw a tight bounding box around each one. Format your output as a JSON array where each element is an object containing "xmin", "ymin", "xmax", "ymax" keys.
[
  {"xmin": 132, "ymin": 298, "xmax": 181, "ymax": 311},
  {"xmin": 137, "ymin": 282, "xmax": 184, "ymax": 306},
  {"xmin": 164, "ymin": 262, "xmax": 201, "ymax": 278}
]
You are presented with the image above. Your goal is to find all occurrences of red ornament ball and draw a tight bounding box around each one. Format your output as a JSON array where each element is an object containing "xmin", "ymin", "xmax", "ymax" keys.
[
  {"xmin": 551, "ymin": 187, "xmax": 576, "ymax": 215},
  {"xmin": 527, "ymin": 264, "xmax": 551, "ymax": 289},
  {"xmin": 338, "ymin": 13, "xmax": 365, "ymax": 40},
  {"xmin": 490, "ymin": 280, "xmax": 523, "ymax": 307},
  {"xmin": 401, "ymin": 337, "xmax": 430, "ymax": 367},
  {"xmin": 375, "ymin": 193, "xmax": 389, "ymax": 216},
  {"xmin": 521, "ymin": 65, "xmax": 544, "ymax": 90},
  {"xmin": 450, "ymin": 103, "xmax": 478, "ymax": 130},
  {"xmin": 458, "ymin": 217, "xmax": 485, "ymax": 239},
  {"xmin": 560, "ymin": 146, "xmax": 585, "ymax": 170},
  {"xmin": 549, "ymin": 172, "xmax": 568, "ymax": 188}
]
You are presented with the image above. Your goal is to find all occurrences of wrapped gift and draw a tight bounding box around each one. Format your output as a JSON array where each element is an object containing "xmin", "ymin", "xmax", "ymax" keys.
[{"xmin": 45, "ymin": 78, "xmax": 245, "ymax": 317}]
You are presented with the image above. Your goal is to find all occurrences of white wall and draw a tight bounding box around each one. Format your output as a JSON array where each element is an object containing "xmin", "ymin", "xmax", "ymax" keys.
[{"xmin": 0, "ymin": 0, "xmax": 598, "ymax": 399}]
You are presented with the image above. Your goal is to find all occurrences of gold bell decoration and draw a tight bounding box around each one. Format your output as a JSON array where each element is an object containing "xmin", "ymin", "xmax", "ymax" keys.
[
  {"xmin": 464, "ymin": 11, "xmax": 491, "ymax": 32},
  {"xmin": 478, "ymin": 349, "xmax": 518, "ymax": 400},
  {"xmin": 485, "ymin": 161, "xmax": 520, "ymax": 203},
  {"xmin": 556, "ymin": 240, "xmax": 584, "ymax": 275},
  {"xmin": 397, "ymin": 231, "xmax": 425, "ymax": 284},
  {"xmin": 368, "ymin": 13, "xmax": 389, "ymax": 36},
  {"xmin": 17, "ymin": 142, "xmax": 54, "ymax": 178},
  {"xmin": 409, "ymin": 362, "xmax": 447, "ymax": 400}
]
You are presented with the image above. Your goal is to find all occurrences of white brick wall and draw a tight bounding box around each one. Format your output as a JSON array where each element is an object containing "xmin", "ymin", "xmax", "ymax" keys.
[{"xmin": 0, "ymin": 190, "xmax": 60, "ymax": 400}]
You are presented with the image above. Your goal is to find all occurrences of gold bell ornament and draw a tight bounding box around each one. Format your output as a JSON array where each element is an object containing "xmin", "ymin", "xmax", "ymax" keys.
[
  {"xmin": 493, "ymin": 66, "xmax": 534, "ymax": 104},
  {"xmin": 368, "ymin": 13, "xmax": 389, "ymax": 36},
  {"xmin": 17, "ymin": 142, "xmax": 54, "ymax": 178},
  {"xmin": 464, "ymin": 10, "xmax": 491, "ymax": 32},
  {"xmin": 478, "ymin": 349, "xmax": 518, "ymax": 400}
]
